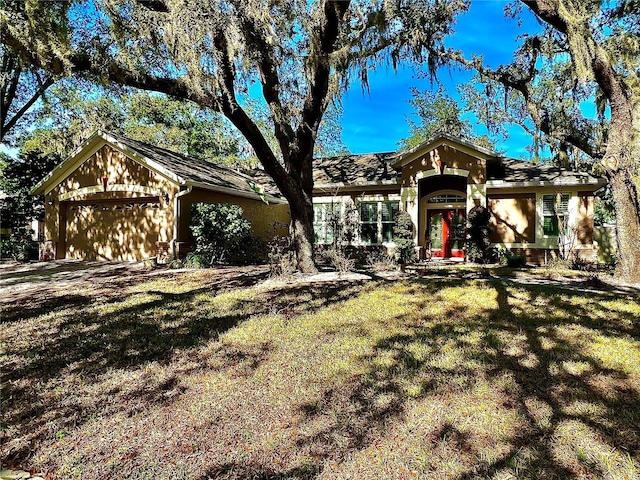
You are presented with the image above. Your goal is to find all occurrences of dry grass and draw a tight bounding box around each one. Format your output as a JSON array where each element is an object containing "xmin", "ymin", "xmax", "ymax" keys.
[{"xmin": 1, "ymin": 267, "xmax": 639, "ymax": 479}]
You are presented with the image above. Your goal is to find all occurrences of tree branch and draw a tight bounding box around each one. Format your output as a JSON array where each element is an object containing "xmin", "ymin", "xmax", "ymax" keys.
[
  {"xmin": 2, "ymin": 74, "xmax": 54, "ymax": 140},
  {"xmin": 295, "ymin": 0, "xmax": 350, "ymax": 190},
  {"xmin": 436, "ymin": 46, "xmax": 603, "ymax": 159}
]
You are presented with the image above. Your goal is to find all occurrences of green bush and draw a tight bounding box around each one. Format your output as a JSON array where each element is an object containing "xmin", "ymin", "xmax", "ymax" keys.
[
  {"xmin": 466, "ymin": 205, "xmax": 492, "ymax": 264},
  {"xmin": 392, "ymin": 211, "xmax": 417, "ymax": 266},
  {"xmin": 0, "ymin": 227, "xmax": 39, "ymax": 261},
  {"xmin": 189, "ymin": 203, "xmax": 254, "ymax": 265},
  {"xmin": 499, "ymin": 249, "xmax": 527, "ymax": 268}
]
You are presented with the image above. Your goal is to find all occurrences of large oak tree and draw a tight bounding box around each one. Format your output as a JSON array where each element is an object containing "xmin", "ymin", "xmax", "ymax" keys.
[
  {"xmin": 437, "ymin": 0, "xmax": 640, "ymax": 281},
  {"xmin": 1, "ymin": 0, "xmax": 465, "ymax": 273}
]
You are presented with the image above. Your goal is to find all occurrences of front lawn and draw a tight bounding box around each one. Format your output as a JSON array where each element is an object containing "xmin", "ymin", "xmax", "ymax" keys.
[{"xmin": 1, "ymin": 268, "xmax": 639, "ymax": 479}]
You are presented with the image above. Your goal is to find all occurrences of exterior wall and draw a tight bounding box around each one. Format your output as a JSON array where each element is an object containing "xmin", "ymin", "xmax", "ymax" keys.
[
  {"xmin": 45, "ymin": 145, "xmax": 179, "ymax": 260},
  {"xmin": 487, "ymin": 187, "xmax": 598, "ymax": 262},
  {"xmin": 401, "ymin": 146, "xmax": 486, "ymax": 187},
  {"xmin": 177, "ymin": 187, "xmax": 290, "ymax": 243},
  {"xmin": 488, "ymin": 193, "xmax": 536, "ymax": 243},
  {"xmin": 398, "ymin": 144, "xmax": 489, "ymax": 249},
  {"xmin": 577, "ymin": 191, "xmax": 595, "ymax": 245}
]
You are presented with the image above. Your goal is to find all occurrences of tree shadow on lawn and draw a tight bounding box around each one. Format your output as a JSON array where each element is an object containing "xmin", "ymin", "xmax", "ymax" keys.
[
  {"xmin": 0, "ymin": 273, "xmax": 373, "ymax": 467},
  {"xmin": 284, "ymin": 279, "xmax": 639, "ymax": 479}
]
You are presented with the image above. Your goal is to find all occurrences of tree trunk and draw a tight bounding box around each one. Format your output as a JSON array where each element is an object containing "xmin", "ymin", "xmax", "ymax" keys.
[
  {"xmin": 287, "ymin": 187, "xmax": 318, "ymax": 274},
  {"xmin": 606, "ymin": 159, "xmax": 640, "ymax": 282}
]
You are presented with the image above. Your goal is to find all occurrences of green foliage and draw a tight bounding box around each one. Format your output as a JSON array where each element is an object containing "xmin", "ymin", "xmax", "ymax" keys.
[
  {"xmin": 0, "ymin": 149, "xmax": 60, "ymax": 230},
  {"xmin": 498, "ymin": 249, "xmax": 527, "ymax": 268},
  {"xmin": 400, "ymin": 87, "xmax": 495, "ymax": 150},
  {"xmin": 0, "ymin": 225, "xmax": 38, "ymax": 261},
  {"xmin": 392, "ymin": 210, "xmax": 417, "ymax": 265},
  {"xmin": 465, "ymin": 205, "xmax": 493, "ymax": 264},
  {"xmin": 594, "ymin": 187, "xmax": 616, "ymax": 226},
  {"xmin": 189, "ymin": 203, "xmax": 254, "ymax": 265},
  {"xmin": 21, "ymin": 87, "xmax": 250, "ymax": 166}
]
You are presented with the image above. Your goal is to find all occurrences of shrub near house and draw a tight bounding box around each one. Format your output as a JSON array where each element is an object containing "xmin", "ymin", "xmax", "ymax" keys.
[{"xmin": 188, "ymin": 203, "xmax": 263, "ymax": 266}]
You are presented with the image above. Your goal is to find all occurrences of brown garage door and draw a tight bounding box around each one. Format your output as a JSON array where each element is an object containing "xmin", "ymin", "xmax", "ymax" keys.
[{"xmin": 65, "ymin": 198, "xmax": 160, "ymax": 261}]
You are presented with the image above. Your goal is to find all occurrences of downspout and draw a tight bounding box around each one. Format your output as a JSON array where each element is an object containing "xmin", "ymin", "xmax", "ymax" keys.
[{"xmin": 171, "ymin": 186, "xmax": 193, "ymax": 259}]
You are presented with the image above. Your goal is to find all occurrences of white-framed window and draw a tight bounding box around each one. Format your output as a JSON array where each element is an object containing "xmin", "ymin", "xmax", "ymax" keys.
[
  {"xmin": 542, "ymin": 193, "xmax": 570, "ymax": 236},
  {"xmin": 313, "ymin": 202, "xmax": 341, "ymax": 244},
  {"xmin": 359, "ymin": 200, "xmax": 400, "ymax": 244}
]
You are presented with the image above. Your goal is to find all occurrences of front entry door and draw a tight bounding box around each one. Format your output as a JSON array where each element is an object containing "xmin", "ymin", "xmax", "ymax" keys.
[{"xmin": 428, "ymin": 209, "xmax": 466, "ymax": 258}]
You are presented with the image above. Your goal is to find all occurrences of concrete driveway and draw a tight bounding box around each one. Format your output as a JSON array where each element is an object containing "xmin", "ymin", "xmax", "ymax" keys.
[{"xmin": 0, "ymin": 259, "xmax": 151, "ymax": 304}]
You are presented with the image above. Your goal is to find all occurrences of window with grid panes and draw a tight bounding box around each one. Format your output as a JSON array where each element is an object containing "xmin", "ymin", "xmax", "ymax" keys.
[
  {"xmin": 359, "ymin": 201, "xmax": 400, "ymax": 244},
  {"xmin": 381, "ymin": 201, "xmax": 400, "ymax": 242},
  {"xmin": 359, "ymin": 202, "xmax": 378, "ymax": 244},
  {"xmin": 542, "ymin": 193, "xmax": 569, "ymax": 236},
  {"xmin": 313, "ymin": 202, "xmax": 341, "ymax": 244}
]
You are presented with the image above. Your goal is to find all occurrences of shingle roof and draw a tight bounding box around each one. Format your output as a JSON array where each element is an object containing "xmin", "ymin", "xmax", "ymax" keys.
[
  {"xmin": 106, "ymin": 132, "xmax": 277, "ymax": 197},
  {"xmin": 312, "ymin": 152, "xmax": 401, "ymax": 187},
  {"xmin": 488, "ymin": 157, "xmax": 604, "ymax": 185}
]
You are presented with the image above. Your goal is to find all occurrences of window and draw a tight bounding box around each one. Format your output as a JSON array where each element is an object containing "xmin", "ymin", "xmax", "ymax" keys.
[
  {"xmin": 359, "ymin": 201, "xmax": 400, "ymax": 244},
  {"xmin": 313, "ymin": 202, "xmax": 341, "ymax": 244},
  {"xmin": 543, "ymin": 193, "xmax": 569, "ymax": 236},
  {"xmin": 427, "ymin": 194, "xmax": 465, "ymax": 204},
  {"xmin": 381, "ymin": 201, "xmax": 400, "ymax": 243}
]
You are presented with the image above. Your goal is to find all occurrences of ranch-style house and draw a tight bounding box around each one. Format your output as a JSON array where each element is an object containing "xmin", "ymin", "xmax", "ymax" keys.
[{"xmin": 31, "ymin": 130, "xmax": 606, "ymax": 263}]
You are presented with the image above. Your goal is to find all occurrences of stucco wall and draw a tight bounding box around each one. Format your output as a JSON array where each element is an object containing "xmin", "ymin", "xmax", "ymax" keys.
[
  {"xmin": 178, "ymin": 188, "xmax": 290, "ymax": 242},
  {"xmin": 488, "ymin": 193, "xmax": 537, "ymax": 243},
  {"xmin": 577, "ymin": 192, "xmax": 595, "ymax": 245},
  {"xmin": 45, "ymin": 145, "xmax": 178, "ymax": 260},
  {"xmin": 401, "ymin": 146, "xmax": 486, "ymax": 187}
]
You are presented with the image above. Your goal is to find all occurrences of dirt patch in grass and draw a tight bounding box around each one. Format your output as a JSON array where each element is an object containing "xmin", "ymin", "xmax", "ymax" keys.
[{"xmin": 1, "ymin": 267, "xmax": 639, "ymax": 479}]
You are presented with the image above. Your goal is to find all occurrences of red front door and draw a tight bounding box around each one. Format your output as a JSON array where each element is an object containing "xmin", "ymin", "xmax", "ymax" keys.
[{"xmin": 428, "ymin": 209, "xmax": 466, "ymax": 258}]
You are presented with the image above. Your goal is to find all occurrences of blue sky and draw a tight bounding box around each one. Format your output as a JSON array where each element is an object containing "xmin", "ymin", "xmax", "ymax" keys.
[{"xmin": 340, "ymin": 1, "xmax": 542, "ymax": 159}]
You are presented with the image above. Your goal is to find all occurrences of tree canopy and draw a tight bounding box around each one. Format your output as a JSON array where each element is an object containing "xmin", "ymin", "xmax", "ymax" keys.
[
  {"xmin": 430, "ymin": 0, "xmax": 640, "ymax": 280},
  {"xmin": 400, "ymin": 87, "xmax": 495, "ymax": 151},
  {"xmin": 0, "ymin": 0, "xmax": 467, "ymax": 273},
  {"xmin": 0, "ymin": 48, "xmax": 55, "ymax": 146}
]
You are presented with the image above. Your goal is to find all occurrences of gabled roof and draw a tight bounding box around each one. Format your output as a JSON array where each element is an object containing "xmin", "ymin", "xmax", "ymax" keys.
[
  {"xmin": 487, "ymin": 157, "xmax": 606, "ymax": 187},
  {"xmin": 31, "ymin": 131, "xmax": 285, "ymax": 203},
  {"xmin": 313, "ymin": 152, "xmax": 401, "ymax": 188},
  {"xmin": 391, "ymin": 134, "xmax": 498, "ymax": 168}
]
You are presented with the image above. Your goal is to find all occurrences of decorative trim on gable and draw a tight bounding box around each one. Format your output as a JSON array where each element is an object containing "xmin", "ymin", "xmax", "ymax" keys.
[
  {"xmin": 58, "ymin": 184, "xmax": 163, "ymax": 201},
  {"xmin": 392, "ymin": 135, "xmax": 496, "ymax": 169},
  {"xmin": 417, "ymin": 168, "xmax": 470, "ymax": 180}
]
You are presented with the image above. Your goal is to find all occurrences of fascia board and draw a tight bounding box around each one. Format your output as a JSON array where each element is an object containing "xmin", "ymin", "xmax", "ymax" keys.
[
  {"xmin": 391, "ymin": 136, "xmax": 495, "ymax": 169},
  {"xmin": 30, "ymin": 132, "xmax": 106, "ymax": 195},
  {"xmin": 486, "ymin": 177, "xmax": 607, "ymax": 189},
  {"xmin": 185, "ymin": 180, "xmax": 289, "ymax": 204}
]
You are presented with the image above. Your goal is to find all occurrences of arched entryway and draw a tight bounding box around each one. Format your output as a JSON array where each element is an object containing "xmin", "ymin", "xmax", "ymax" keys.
[{"xmin": 419, "ymin": 174, "xmax": 468, "ymax": 258}]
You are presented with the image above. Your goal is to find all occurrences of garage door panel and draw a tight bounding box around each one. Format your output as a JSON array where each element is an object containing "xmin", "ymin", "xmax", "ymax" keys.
[{"xmin": 66, "ymin": 201, "xmax": 159, "ymax": 261}]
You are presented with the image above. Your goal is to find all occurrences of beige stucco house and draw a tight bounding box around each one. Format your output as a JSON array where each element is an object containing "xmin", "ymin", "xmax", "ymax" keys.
[
  {"xmin": 32, "ymin": 131, "xmax": 606, "ymax": 263},
  {"xmin": 312, "ymin": 135, "xmax": 606, "ymax": 263},
  {"xmin": 31, "ymin": 130, "xmax": 289, "ymax": 261}
]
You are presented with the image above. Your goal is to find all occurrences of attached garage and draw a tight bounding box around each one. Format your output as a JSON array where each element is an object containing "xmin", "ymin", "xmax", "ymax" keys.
[
  {"xmin": 64, "ymin": 198, "xmax": 161, "ymax": 261},
  {"xmin": 31, "ymin": 130, "xmax": 290, "ymax": 261}
]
